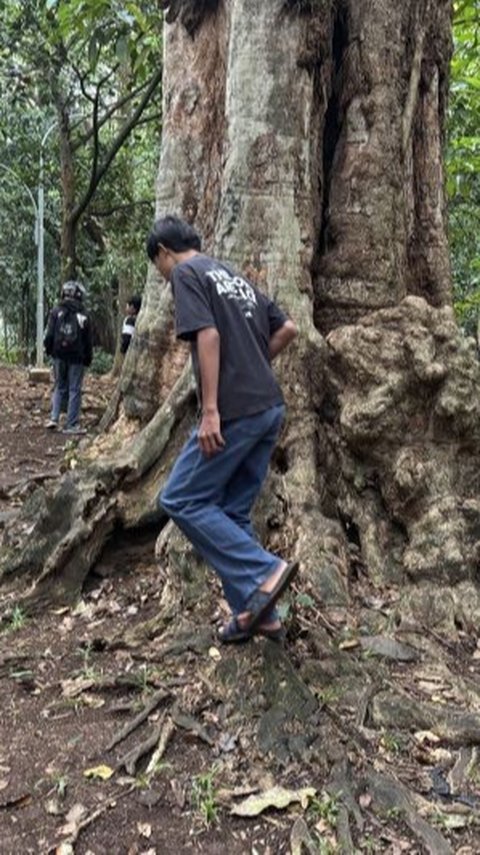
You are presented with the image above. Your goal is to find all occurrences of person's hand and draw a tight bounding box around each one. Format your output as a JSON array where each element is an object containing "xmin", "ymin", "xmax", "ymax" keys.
[{"xmin": 198, "ymin": 408, "xmax": 225, "ymax": 457}]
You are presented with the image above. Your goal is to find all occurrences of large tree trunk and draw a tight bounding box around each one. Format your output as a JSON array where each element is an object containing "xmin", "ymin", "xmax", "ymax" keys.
[{"xmin": 3, "ymin": 4, "xmax": 480, "ymax": 844}]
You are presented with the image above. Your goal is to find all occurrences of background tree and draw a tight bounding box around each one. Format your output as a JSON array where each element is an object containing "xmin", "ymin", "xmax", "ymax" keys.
[
  {"xmin": 0, "ymin": 0, "xmax": 161, "ymax": 359},
  {"xmin": 448, "ymin": 0, "xmax": 480, "ymax": 333}
]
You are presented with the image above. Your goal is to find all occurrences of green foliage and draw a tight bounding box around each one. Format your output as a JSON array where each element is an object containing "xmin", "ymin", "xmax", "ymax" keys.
[
  {"xmin": 90, "ymin": 347, "xmax": 113, "ymax": 375},
  {"xmin": 0, "ymin": 0, "xmax": 160, "ymax": 359},
  {"xmin": 8, "ymin": 605, "xmax": 28, "ymax": 632},
  {"xmin": 380, "ymin": 730, "xmax": 402, "ymax": 754},
  {"xmin": 0, "ymin": 343, "xmax": 22, "ymax": 365},
  {"xmin": 191, "ymin": 767, "xmax": 219, "ymax": 827},
  {"xmin": 448, "ymin": 1, "xmax": 480, "ymax": 333},
  {"xmin": 308, "ymin": 790, "xmax": 340, "ymax": 827}
]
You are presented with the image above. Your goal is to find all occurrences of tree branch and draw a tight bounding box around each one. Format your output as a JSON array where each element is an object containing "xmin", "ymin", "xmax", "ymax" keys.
[
  {"xmin": 70, "ymin": 64, "xmax": 163, "ymax": 227},
  {"xmin": 91, "ymin": 199, "xmax": 154, "ymax": 218},
  {"xmin": 71, "ymin": 77, "xmax": 153, "ymax": 152}
]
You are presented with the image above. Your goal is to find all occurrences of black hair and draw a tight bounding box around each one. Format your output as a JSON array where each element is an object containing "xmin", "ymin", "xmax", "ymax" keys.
[
  {"xmin": 146, "ymin": 215, "xmax": 202, "ymax": 261},
  {"xmin": 127, "ymin": 295, "xmax": 142, "ymax": 313}
]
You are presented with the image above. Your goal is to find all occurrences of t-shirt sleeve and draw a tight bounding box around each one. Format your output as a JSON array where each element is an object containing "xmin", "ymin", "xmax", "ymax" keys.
[
  {"xmin": 267, "ymin": 298, "xmax": 288, "ymax": 335},
  {"xmin": 171, "ymin": 265, "xmax": 217, "ymax": 341}
]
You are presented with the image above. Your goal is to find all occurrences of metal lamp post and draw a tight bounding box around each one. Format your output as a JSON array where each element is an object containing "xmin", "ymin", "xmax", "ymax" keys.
[{"xmin": 36, "ymin": 121, "xmax": 59, "ymax": 367}]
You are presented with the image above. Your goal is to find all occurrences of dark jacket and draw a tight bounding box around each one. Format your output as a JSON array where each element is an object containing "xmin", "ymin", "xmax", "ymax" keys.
[{"xmin": 44, "ymin": 298, "xmax": 93, "ymax": 366}]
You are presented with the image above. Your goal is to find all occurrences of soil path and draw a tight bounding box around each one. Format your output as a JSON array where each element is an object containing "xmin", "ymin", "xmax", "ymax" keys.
[{"xmin": 0, "ymin": 364, "xmax": 297, "ymax": 853}]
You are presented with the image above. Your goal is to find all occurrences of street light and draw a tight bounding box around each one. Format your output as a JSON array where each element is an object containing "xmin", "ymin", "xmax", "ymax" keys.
[{"xmin": 36, "ymin": 120, "xmax": 60, "ymax": 368}]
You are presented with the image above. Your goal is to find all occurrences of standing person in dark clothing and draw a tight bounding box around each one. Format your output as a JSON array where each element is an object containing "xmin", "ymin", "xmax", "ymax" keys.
[
  {"xmin": 146, "ymin": 215, "xmax": 299, "ymax": 644},
  {"xmin": 44, "ymin": 280, "xmax": 93, "ymax": 435},
  {"xmin": 120, "ymin": 295, "xmax": 142, "ymax": 355}
]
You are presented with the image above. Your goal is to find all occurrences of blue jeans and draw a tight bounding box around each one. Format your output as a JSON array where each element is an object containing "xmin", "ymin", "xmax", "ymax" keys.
[
  {"xmin": 160, "ymin": 404, "xmax": 285, "ymax": 619},
  {"xmin": 51, "ymin": 359, "xmax": 85, "ymax": 428}
]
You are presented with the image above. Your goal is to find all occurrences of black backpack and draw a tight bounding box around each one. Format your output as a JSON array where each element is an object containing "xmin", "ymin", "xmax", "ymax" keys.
[{"xmin": 54, "ymin": 307, "xmax": 80, "ymax": 354}]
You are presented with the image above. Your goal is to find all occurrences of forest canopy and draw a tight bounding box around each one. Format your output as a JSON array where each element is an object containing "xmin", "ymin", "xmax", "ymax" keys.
[{"xmin": 0, "ymin": 0, "xmax": 162, "ymax": 362}]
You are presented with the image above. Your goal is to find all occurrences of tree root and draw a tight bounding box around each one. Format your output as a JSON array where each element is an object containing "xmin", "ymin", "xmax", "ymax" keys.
[
  {"xmin": 116, "ymin": 725, "xmax": 165, "ymax": 775},
  {"xmin": 0, "ymin": 366, "xmax": 195, "ymax": 611},
  {"xmin": 370, "ymin": 688, "xmax": 480, "ymax": 746},
  {"xmin": 363, "ymin": 768, "xmax": 453, "ymax": 855},
  {"xmin": 97, "ymin": 377, "xmax": 123, "ymax": 433},
  {"xmin": 145, "ymin": 716, "xmax": 175, "ymax": 775},
  {"xmin": 106, "ymin": 687, "xmax": 171, "ymax": 751}
]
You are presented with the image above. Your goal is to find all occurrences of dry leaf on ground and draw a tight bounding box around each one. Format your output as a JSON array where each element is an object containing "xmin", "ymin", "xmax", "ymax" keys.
[{"xmin": 231, "ymin": 786, "xmax": 316, "ymax": 817}]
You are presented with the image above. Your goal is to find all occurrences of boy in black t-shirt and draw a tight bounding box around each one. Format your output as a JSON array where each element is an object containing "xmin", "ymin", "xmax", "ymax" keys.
[{"xmin": 146, "ymin": 216, "xmax": 299, "ymax": 643}]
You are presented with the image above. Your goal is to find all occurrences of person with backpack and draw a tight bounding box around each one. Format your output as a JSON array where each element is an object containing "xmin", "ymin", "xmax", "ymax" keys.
[
  {"xmin": 120, "ymin": 294, "xmax": 142, "ymax": 355},
  {"xmin": 44, "ymin": 280, "xmax": 93, "ymax": 435},
  {"xmin": 146, "ymin": 215, "xmax": 299, "ymax": 644}
]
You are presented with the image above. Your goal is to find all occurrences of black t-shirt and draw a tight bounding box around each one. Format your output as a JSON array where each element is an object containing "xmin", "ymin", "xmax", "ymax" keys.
[{"xmin": 171, "ymin": 255, "xmax": 287, "ymax": 421}]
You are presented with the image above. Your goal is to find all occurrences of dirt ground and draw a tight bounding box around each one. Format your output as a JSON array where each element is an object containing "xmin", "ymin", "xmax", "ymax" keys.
[
  {"xmin": 0, "ymin": 365, "xmax": 308, "ymax": 853},
  {"xmin": 1, "ymin": 363, "xmax": 480, "ymax": 854}
]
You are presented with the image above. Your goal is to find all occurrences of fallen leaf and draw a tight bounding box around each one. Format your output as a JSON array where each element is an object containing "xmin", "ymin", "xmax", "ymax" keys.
[
  {"xmin": 82, "ymin": 694, "xmax": 105, "ymax": 709},
  {"xmin": 437, "ymin": 813, "xmax": 470, "ymax": 829},
  {"xmin": 59, "ymin": 803, "xmax": 87, "ymax": 835},
  {"xmin": 83, "ymin": 765, "xmax": 114, "ymax": 781},
  {"xmin": 61, "ymin": 676, "xmax": 95, "ymax": 698},
  {"xmin": 59, "ymin": 617, "xmax": 74, "ymax": 634},
  {"xmin": 137, "ymin": 822, "xmax": 152, "ymax": 838},
  {"xmin": 45, "ymin": 798, "xmax": 63, "ymax": 816},
  {"xmin": 413, "ymin": 730, "xmax": 440, "ymax": 745},
  {"xmin": 338, "ymin": 639, "xmax": 360, "ymax": 650},
  {"xmin": 0, "ymin": 780, "xmax": 9, "ymax": 791},
  {"xmin": 56, "ymin": 845, "xmax": 75, "ymax": 855},
  {"xmin": 217, "ymin": 732, "xmax": 237, "ymax": 753},
  {"xmin": 231, "ymin": 786, "xmax": 316, "ymax": 817},
  {"xmin": 359, "ymin": 792, "xmax": 372, "ymax": 809},
  {"xmin": 208, "ymin": 646, "xmax": 221, "ymax": 661},
  {"xmin": 72, "ymin": 600, "xmax": 88, "ymax": 616}
]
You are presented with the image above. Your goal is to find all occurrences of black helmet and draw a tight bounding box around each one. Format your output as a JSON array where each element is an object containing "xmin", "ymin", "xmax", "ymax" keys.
[{"xmin": 62, "ymin": 280, "xmax": 86, "ymax": 300}]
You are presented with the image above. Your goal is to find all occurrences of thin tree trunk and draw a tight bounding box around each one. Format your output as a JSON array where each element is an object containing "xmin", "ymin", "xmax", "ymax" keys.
[{"xmin": 57, "ymin": 101, "xmax": 77, "ymax": 280}]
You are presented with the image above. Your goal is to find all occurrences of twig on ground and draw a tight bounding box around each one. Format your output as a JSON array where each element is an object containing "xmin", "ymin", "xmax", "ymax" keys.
[
  {"xmin": 145, "ymin": 716, "xmax": 175, "ymax": 775},
  {"xmin": 117, "ymin": 726, "xmax": 164, "ymax": 775},
  {"xmin": 171, "ymin": 706, "xmax": 214, "ymax": 746},
  {"xmin": 106, "ymin": 687, "xmax": 171, "ymax": 751},
  {"xmin": 51, "ymin": 783, "xmax": 136, "ymax": 850}
]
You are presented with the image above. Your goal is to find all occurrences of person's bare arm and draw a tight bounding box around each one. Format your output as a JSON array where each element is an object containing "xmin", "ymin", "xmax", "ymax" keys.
[
  {"xmin": 268, "ymin": 319, "xmax": 297, "ymax": 360},
  {"xmin": 196, "ymin": 326, "xmax": 225, "ymax": 457}
]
